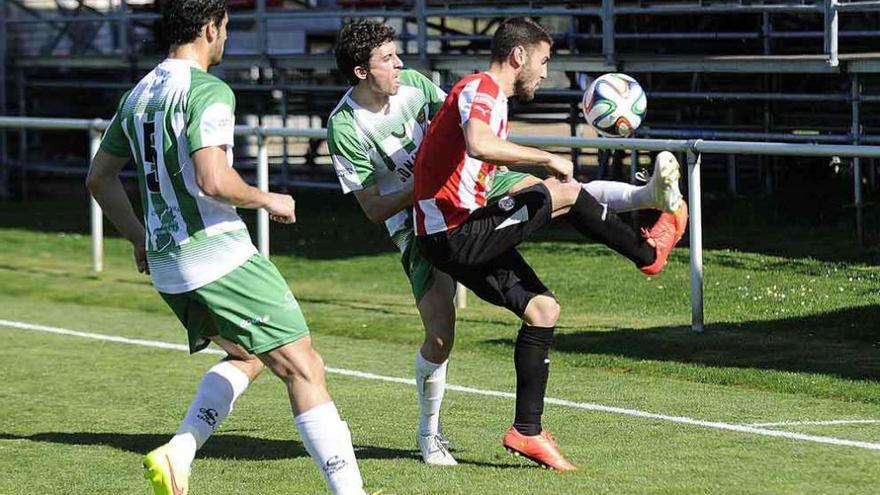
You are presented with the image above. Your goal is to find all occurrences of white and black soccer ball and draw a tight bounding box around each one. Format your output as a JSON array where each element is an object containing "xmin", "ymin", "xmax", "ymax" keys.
[{"xmin": 582, "ymin": 73, "xmax": 647, "ymax": 138}]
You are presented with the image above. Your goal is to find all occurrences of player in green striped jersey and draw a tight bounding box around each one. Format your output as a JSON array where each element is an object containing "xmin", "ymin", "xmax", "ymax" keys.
[
  {"xmin": 329, "ymin": 20, "xmax": 683, "ymax": 467},
  {"xmin": 87, "ymin": 2, "xmax": 367, "ymax": 493}
]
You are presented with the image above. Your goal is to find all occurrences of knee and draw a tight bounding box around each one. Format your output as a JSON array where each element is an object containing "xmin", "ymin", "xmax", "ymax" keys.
[
  {"xmin": 562, "ymin": 180, "xmax": 584, "ymax": 203},
  {"xmin": 271, "ymin": 346, "xmax": 326, "ymax": 386},
  {"xmin": 422, "ymin": 330, "xmax": 454, "ymax": 362},
  {"xmin": 524, "ymin": 295, "xmax": 560, "ymax": 327},
  {"xmin": 547, "ymin": 179, "xmax": 582, "ymax": 210}
]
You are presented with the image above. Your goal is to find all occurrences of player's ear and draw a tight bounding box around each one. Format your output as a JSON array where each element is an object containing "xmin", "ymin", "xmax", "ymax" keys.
[
  {"xmin": 205, "ymin": 20, "xmax": 218, "ymax": 42},
  {"xmin": 353, "ymin": 64, "xmax": 369, "ymax": 82},
  {"xmin": 511, "ymin": 45, "xmax": 526, "ymax": 68}
]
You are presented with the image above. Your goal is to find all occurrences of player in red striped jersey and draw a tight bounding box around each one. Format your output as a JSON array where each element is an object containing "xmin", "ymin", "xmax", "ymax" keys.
[{"xmin": 414, "ymin": 17, "xmax": 687, "ymax": 471}]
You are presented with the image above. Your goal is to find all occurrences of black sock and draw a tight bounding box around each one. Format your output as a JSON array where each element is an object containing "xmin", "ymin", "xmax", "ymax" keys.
[
  {"xmin": 513, "ymin": 324, "xmax": 555, "ymax": 436},
  {"xmin": 567, "ymin": 188, "xmax": 656, "ymax": 267}
]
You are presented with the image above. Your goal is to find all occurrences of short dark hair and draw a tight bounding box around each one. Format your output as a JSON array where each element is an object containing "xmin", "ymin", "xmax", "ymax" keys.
[
  {"xmin": 335, "ymin": 20, "xmax": 396, "ymax": 85},
  {"xmin": 490, "ymin": 17, "xmax": 553, "ymax": 62},
  {"xmin": 162, "ymin": 0, "xmax": 228, "ymax": 46}
]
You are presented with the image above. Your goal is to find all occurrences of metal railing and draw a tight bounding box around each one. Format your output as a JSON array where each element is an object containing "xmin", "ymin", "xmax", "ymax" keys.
[{"xmin": 2, "ymin": 116, "xmax": 880, "ymax": 332}]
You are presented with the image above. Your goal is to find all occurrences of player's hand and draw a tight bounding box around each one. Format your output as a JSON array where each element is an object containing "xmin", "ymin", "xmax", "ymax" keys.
[
  {"xmin": 133, "ymin": 242, "xmax": 149, "ymax": 274},
  {"xmin": 266, "ymin": 192, "xmax": 296, "ymax": 224},
  {"xmin": 546, "ymin": 154, "xmax": 574, "ymax": 182}
]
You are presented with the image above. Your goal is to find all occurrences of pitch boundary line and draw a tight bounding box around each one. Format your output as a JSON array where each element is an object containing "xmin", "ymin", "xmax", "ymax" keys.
[
  {"xmin": 749, "ymin": 420, "xmax": 880, "ymax": 427},
  {"xmin": 2, "ymin": 318, "xmax": 879, "ymax": 452}
]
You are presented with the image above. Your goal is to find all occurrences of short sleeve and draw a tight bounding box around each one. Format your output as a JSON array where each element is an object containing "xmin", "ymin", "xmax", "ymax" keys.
[
  {"xmin": 99, "ymin": 91, "xmax": 132, "ymax": 157},
  {"xmin": 457, "ymin": 75, "xmax": 499, "ymax": 126},
  {"xmin": 187, "ymin": 81, "xmax": 236, "ymax": 153},
  {"xmin": 327, "ymin": 115, "xmax": 375, "ymax": 194}
]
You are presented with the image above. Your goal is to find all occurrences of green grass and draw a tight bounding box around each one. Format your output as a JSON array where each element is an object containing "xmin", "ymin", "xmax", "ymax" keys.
[{"xmin": 0, "ymin": 190, "xmax": 879, "ymax": 494}]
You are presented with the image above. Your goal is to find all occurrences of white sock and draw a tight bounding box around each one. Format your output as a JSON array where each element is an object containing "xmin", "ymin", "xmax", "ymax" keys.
[
  {"xmin": 167, "ymin": 360, "xmax": 250, "ymax": 469},
  {"xmin": 295, "ymin": 402, "xmax": 365, "ymax": 495},
  {"xmin": 583, "ymin": 180, "xmax": 654, "ymax": 213},
  {"xmin": 415, "ymin": 351, "xmax": 447, "ymax": 437}
]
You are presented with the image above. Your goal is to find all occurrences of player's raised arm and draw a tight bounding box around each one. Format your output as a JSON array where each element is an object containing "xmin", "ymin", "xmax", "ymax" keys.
[{"xmin": 462, "ymin": 119, "xmax": 572, "ymax": 180}]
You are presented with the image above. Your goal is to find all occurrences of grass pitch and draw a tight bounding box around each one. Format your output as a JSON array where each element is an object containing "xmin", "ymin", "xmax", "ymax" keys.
[{"xmin": 0, "ymin": 190, "xmax": 878, "ymax": 494}]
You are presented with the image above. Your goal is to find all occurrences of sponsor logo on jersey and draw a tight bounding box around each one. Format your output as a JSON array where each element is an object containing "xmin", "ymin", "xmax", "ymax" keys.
[
  {"xmin": 335, "ymin": 157, "xmax": 359, "ymax": 182},
  {"xmin": 214, "ymin": 116, "xmax": 234, "ymax": 129},
  {"xmin": 472, "ymin": 94, "xmax": 495, "ymax": 118},
  {"xmin": 391, "ymin": 123, "xmax": 408, "ymax": 140}
]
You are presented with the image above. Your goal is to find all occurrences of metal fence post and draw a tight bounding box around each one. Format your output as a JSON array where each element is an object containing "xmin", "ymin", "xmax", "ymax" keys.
[
  {"xmin": 602, "ymin": 0, "xmax": 615, "ymax": 66},
  {"xmin": 416, "ymin": 0, "xmax": 428, "ymax": 67},
  {"xmin": 17, "ymin": 69, "xmax": 27, "ymax": 201},
  {"xmin": 825, "ymin": 0, "xmax": 839, "ymax": 67},
  {"xmin": 257, "ymin": 0, "xmax": 267, "ymax": 60},
  {"xmin": 89, "ymin": 126, "xmax": 104, "ymax": 273},
  {"xmin": 119, "ymin": 0, "xmax": 130, "ymax": 59},
  {"xmin": 852, "ymin": 73, "xmax": 863, "ymax": 245},
  {"xmin": 0, "ymin": 0, "xmax": 7, "ymax": 200},
  {"xmin": 687, "ymin": 148, "xmax": 704, "ymax": 332},
  {"xmin": 629, "ymin": 149, "xmax": 638, "ymax": 183},
  {"xmin": 727, "ymin": 108, "xmax": 737, "ymax": 196},
  {"xmin": 257, "ymin": 133, "xmax": 270, "ymax": 258}
]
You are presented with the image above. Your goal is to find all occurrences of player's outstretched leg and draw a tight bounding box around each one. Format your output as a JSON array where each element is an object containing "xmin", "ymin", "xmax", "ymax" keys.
[
  {"xmin": 502, "ymin": 295, "xmax": 576, "ymax": 472},
  {"xmin": 414, "ymin": 271, "xmax": 457, "ymax": 466},
  {"xmin": 261, "ymin": 337, "xmax": 367, "ymax": 495},
  {"xmin": 549, "ymin": 179, "xmax": 686, "ymax": 275},
  {"xmin": 145, "ymin": 349, "xmax": 263, "ymax": 495},
  {"xmin": 582, "ymin": 150, "xmax": 684, "ymax": 214}
]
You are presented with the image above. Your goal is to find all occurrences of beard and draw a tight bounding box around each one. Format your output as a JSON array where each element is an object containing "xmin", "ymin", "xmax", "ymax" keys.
[{"xmin": 514, "ymin": 77, "xmax": 537, "ymax": 102}]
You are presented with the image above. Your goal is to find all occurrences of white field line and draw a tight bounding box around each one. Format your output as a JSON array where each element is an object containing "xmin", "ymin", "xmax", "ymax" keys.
[
  {"xmin": 2, "ymin": 318, "xmax": 880, "ymax": 452},
  {"xmin": 749, "ymin": 420, "xmax": 880, "ymax": 427}
]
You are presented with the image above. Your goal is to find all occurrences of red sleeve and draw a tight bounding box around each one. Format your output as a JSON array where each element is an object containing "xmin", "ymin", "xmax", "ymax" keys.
[{"xmin": 458, "ymin": 75, "xmax": 500, "ymax": 126}]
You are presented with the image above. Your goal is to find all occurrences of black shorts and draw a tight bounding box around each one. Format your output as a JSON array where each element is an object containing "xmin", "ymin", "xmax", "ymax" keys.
[{"xmin": 418, "ymin": 183, "xmax": 554, "ymax": 316}]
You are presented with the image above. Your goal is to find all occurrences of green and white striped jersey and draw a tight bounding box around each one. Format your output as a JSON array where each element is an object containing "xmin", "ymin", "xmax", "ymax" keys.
[
  {"xmin": 327, "ymin": 69, "xmax": 446, "ymax": 250},
  {"xmin": 100, "ymin": 58, "xmax": 256, "ymax": 294}
]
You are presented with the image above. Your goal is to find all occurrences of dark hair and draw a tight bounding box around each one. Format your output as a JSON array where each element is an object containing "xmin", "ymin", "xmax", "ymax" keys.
[
  {"xmin": 490, "ymin": 17, "xmax": 553, "ymax": 62},
  {"xmin": 162, "ymin": 0, "xmax": 228, "ymax": 46},
  {"xmin": 335, "ymin": 20, "xmax": 396, "ymax": 85}
]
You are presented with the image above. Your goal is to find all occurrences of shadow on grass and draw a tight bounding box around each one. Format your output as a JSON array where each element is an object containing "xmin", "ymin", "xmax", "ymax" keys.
[
  {"xmin": 0, "ymin": 432, "xmax": 516, "ymax": 468},
  {"xmin": 299, "ymin": 295, "xmax": 518, "ymax": 330},
  {"xmin": 487, "ymin": 305, "xmax": 880, "ymax": 382}
]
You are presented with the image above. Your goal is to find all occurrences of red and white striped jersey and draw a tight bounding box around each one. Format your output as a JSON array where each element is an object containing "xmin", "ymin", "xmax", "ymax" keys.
[{"xmin": 413, "ymin": 72, "xmax": 510, "ymax": 236}]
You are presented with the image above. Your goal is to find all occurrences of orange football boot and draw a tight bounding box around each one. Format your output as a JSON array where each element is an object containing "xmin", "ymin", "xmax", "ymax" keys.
[{"xmin": 502, "ymin": 426, "xmax": 577, "ymax": 472}]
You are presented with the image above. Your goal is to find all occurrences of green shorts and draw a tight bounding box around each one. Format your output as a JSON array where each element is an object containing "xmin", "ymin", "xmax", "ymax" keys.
[
  {"xmin": 401, "ymin": 229, "xmax": 435, "ymax": 304},
  {"xmin": 160, "ymin": 254, "xmax": 310, "ymax": 354},
  {"xmin": 488, "ymin": 169, "xmax": 531, "ymax": 200},
  {"xmin": 400, "ymin": 169, "xmax": 532, "ymax": 303}
]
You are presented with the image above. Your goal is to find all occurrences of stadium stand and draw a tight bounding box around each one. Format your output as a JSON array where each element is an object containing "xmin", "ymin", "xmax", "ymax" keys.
[{"xmin": 2, "ymin": 0, "xmax": 879, "ymax": 198}]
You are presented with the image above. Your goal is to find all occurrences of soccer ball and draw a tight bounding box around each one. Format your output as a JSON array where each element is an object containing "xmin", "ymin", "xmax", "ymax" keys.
[{"xmin": 582, "ymin": 73, "xmax": 647, "ymax": 138}]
